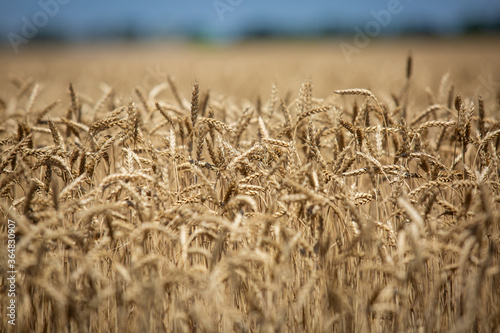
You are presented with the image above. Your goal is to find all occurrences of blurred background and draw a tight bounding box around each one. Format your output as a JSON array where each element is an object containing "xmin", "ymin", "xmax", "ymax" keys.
[
  {"xmin": 1, "ymin": 0, "xmax": 500, "ymax": 45},
  {"xmin": 0, "ymin": 0, "xmax": 499, "ymax": 104}
]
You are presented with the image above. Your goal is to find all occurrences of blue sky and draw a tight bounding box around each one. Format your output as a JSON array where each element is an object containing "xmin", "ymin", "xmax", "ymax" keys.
[{"xmin": 1, "ymin": 0, "xmax": 499, "ymax": 43}]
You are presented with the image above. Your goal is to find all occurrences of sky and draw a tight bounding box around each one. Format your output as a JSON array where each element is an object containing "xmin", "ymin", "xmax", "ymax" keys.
[{"xmin": 0, "ymin": 0, "xmax": 499, "ymax": 44}]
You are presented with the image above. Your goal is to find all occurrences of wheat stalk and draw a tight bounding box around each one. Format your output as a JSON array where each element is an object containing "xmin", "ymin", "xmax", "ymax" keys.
[{"xmin": 334, "ymin": 88, "xmax": 381, "ymax": 107}]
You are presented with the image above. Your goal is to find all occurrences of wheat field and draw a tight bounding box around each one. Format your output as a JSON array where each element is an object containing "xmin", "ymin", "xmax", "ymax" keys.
[{"xmin": 1, "ymin": 40, "xmax": 500, "ymax": 332}]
